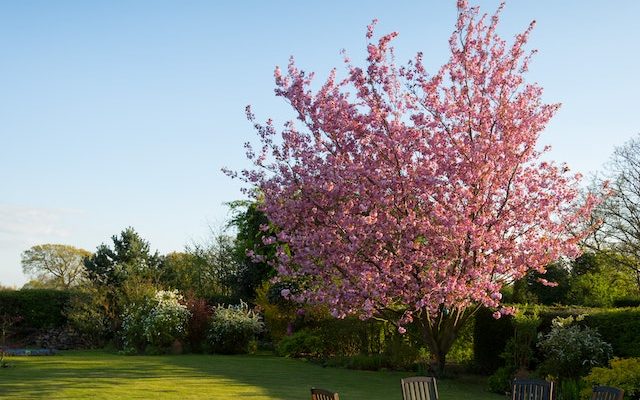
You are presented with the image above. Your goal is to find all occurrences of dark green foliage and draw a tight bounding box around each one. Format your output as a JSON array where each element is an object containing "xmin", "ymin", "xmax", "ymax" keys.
[
  {"xmin": 227, "ymin": 200, "xmax": 278, "ymax": 300},
  {"xmin": 158, "ymin": 252, "xmax": 194, "ymax": 292},
  {"xmin": 473, "ymin": 307, "xmax": 514, "ymax": 373},
  {"xmin": 512, "ymin": 263, "xmax": 571, "ymax": 305},
  {"xmin": 566, "ymin": 252, "xmax": 639, "ymax": 307},
  {"xmin": 487, "ymin": 366, "xmax": 513, "ymax": 394},
  {"xmin": 0, "ymin": 289, "xmax": 71, "ymax": 337},
  {"xmin": 474, "ymin": 306, "xmax": 640, "ymax": 374},
  {"xmin": 503, "ymin": 311, "xmax": 541, "ymax": 371},
  {"xmin": 203, "ymin": 294, "xmax": 240, "ymax": 306},
  {"xmin": 556, "ymin": 379, "xmax": 585, "ymax": 400},
  {"xmin": 82, "ymin": 227, "xmax": 164, "ymax": 337},
  {"xmin": 508, "ymin": 252, "xmax": 639, "ymax": 308},
  {"xmin": 486, "ymin": 310, "xmax": 540, "ymax": 393},
  {"xmin": 585, "ymin": 309, "xmax": 640, "ymax": 357},
  {"xmin": 84, "ymin": 227, "xmax": 163, "ymax": 287},
  {"xmin": 266, "ymin": 281, "xmax": 299, "ymax": 307},
  {"xmin": 273, "ymin": 310, "xmax": 432, "ymax": 371},
  {"xmin": 276, "ymin": 329, "xmax": 324, "ymax": 358},
  {"xmin": 176, "ymin": 233, "xmax": 240, "ymax": 298},
  {"xmin": 324, "ymin": 354, "xmax": 388, "ymax": 371},
  {"xmin": 65, "ymin": 289, "xmax": 110, "ymax": 345},
  {"xmin": 612, "ymin": 297, "xmax": 640, "ymax": 308}
]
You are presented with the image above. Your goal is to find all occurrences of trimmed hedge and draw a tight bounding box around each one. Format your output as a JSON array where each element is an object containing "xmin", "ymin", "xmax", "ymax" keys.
[
  {"xmin": 612, "ymin": 297, "xmax": 640, "ymax": 308},
  {"xmin": 473, "ymin": 307, "xmax": 514, "ymax": 374},
  {"xmin": 586, "ymin": 309, "xmax": 640, "ymax": 357},
  {"xmin": 473, "ymin": 305, "xmax": 640, "ymax": 373},
  {"xmin": 0, "ymin": 289, "xmax": 72, "ymax": 335}
]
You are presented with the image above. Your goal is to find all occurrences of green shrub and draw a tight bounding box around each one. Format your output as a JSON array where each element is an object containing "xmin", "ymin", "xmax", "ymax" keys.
[
  {"xmin": 557, "ymin": 378, "xmax": 585, "ymax": 400},
  {"xmin": 345, "ymin": 354, "xmax": 385, "ymax": 371},
  {"xmin": 448, "ymin": 318, "xmax": 475, "ymax": 364},
  {"xmin": 276, "ymin": 330, "xmax": 323, "ymax": 358},
  {"xmin": 503, "ymin": 309, "xmax": 541, "ymax": 371},
  {"xmin": 65, "ymin": 289, "xmax": 110, "ymax": 345},
  {"xmin": 537, "ymin": 315, "xmax": 612, "ymax": 380},
  {"xmin": 582, "ymin": 358, "xmax": 640, "ymax": 400},
  {"xmin": 612, "ymin": 297, "xmax": 640, "ymax": 308},
  {"xmin": 207, "ymin": 300, "xmax": 264, "ymax": 354},
  {"xmin": 487, "ymin": 366, "xmax": 513, "ymax": 394},
  {"xmin": 324, "ymin": 354, "xmax": 386, "ymax": 371}
]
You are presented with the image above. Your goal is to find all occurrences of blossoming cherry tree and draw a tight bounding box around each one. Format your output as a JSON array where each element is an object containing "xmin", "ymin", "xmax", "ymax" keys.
[{"xmin": 229, "ymin": 1, "xmax": 599, "ymax": 373}]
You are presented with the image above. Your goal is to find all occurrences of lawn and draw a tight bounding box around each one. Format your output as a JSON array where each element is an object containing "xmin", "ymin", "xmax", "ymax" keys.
[{"xmin": 0, "ymin": 351, "xmax": 502, "ymax": 400}]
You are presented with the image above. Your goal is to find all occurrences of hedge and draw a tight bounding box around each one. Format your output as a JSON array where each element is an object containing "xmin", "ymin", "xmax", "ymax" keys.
[
  {"xmin": 473, "ymin": 307, "xmax": 514, "ymax": 374},
  {"xmin": 0, "ymin": 289, "xmax": 72, "ymax": 336},
  {"xmin": 473, "ymin": 305, "xmax": 640, "ymax": 373},
  {"xmin": 585, "ymin": 308, "xmax": 640, "ymax": 357}
]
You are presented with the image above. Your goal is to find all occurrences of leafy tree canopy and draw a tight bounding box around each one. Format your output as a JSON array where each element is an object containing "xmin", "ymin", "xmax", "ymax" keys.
[{"xmin": 21, "ymin": 244, "xmax": 91, "ymax": 289}]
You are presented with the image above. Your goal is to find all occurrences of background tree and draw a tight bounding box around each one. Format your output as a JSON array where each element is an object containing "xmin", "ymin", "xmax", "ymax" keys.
[
  {"xmin": 160, "ymin": 251, "xmax": 195, "ymax": 291},
  {"xmin": 84, "ymin": 227, "xmax": 163, "ymax": 288},
  {"xmin": 186, "ymin": 231, "xmax": 239, "ymax": 298},
  {"xmin": 230, "ymin": 1, "xmax": 599, "ymax": 373},
  {"xmin": 83, "ymin": 227, "xmax": 163, "ymax": 332},
  {"xmin": 21, "ymin": 244, "xmax": 91, "ymax": 289},
  {"xmin": 566, "ymin": 251, "xmax": 638, "ymax": 307},
  {"xmin": 227, "ymin": 200, "xmax": 278, "ymax": 300},
  {"xmin": 160, "ymin": 228, "xmax": 241, "ymax": 299},
  {"xmin": 511, "ymin": 262, "xmax": 571, "ymax": 305},
  {"xmin": 587, "ymin": 134, "xmax": 640, "ymax": 292}
]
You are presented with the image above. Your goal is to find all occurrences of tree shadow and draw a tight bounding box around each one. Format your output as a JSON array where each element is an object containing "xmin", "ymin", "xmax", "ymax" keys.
[{"xmin": 0, "ymin": 351, "xmax": 496, "ymax": 400}]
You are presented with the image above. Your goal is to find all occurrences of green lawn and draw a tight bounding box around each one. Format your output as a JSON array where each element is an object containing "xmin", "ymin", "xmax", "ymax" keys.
[{"xmin": 0, "ymin": 351, "xmax": 502, "ymax": 400}]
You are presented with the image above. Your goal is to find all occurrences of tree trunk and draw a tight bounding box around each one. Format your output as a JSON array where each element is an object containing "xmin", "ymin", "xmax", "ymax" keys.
[
  {"xmin": 418, "ymin": 307, "xmax": 477, "ymax": 377},
  {"xmin": 433, "ymin": 350, "xmax": 447, "ymax": 377}
]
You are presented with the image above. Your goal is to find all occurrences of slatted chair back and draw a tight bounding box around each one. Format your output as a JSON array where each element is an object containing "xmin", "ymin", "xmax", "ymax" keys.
[
  {"xmin": 400, "ymin": 376, "xmax": 439, "ymax": 400},
  {"xmin": 512, "ymin": 378, "xmax": 554, "ymax": 400},
  {"xmin": 311, "ymin": 387, "xmax": 339, "ymax": 400},
  {"xmin": 591, "ymin": 386, "xmax": 624, "ymax": 400}
]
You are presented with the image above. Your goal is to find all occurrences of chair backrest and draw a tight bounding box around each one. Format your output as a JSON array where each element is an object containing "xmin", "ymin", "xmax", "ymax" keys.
[
  {"xmin": 591, "ymin": 386, "xmax": 624, "ymax": 400},
  {"xmin": 512, "ymin": 378, "xmax": 554, "ymax": 400},
  {"xmin": 311, "ymin": 387, "xmax": 339, "ymax": 400},
  {"xmin": 401, "ymin": 376, "xmax": 439, "ymax": 400}
]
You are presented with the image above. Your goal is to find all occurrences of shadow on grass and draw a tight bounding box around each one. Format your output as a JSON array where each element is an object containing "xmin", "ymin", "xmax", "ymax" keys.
[{"xmin": 0, "ymin": 351, "xmax": 501, "ymax": 400}]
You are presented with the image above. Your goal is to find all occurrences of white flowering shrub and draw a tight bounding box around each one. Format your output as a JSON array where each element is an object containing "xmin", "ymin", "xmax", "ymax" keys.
[
  {"xmin": 537, "ymin": 315, "xmax": 613, "ymax": 379},
  {"xmin": 120, "ymin": 290, "xmax": 190, "ymax": 353},
  {"xmin": 207, "ymin": 300, "xmax": 264, "ymax": 354},
  {"xmin": 121, "ymin": 302, "xmax": 152, "ymax": 353},
  {"xmin": 143, "ymin": 290, "xmax": 190, "ymax": 348}
]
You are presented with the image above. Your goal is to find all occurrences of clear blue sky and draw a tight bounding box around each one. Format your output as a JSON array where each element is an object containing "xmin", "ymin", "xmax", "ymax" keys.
[{"xmin": 1, "ymin": 1, "xmax": 639, "ymax": 287}]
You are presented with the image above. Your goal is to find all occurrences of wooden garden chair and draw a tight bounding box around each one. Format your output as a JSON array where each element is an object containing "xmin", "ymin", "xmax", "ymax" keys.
[
  {"xmin": 400, "ymin": 376, "xmax": 439, "ymax": 400},
  {"xmin": 511, "ymin": 378, "xmax": 554, "ymax": 400},
  {"xmin": 311, "ymin": 387, "xmax": 340, "ymax": 400},
  {"xmin": 591, "ymin": 386, "xmax": 624, "ymax": 400}
]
